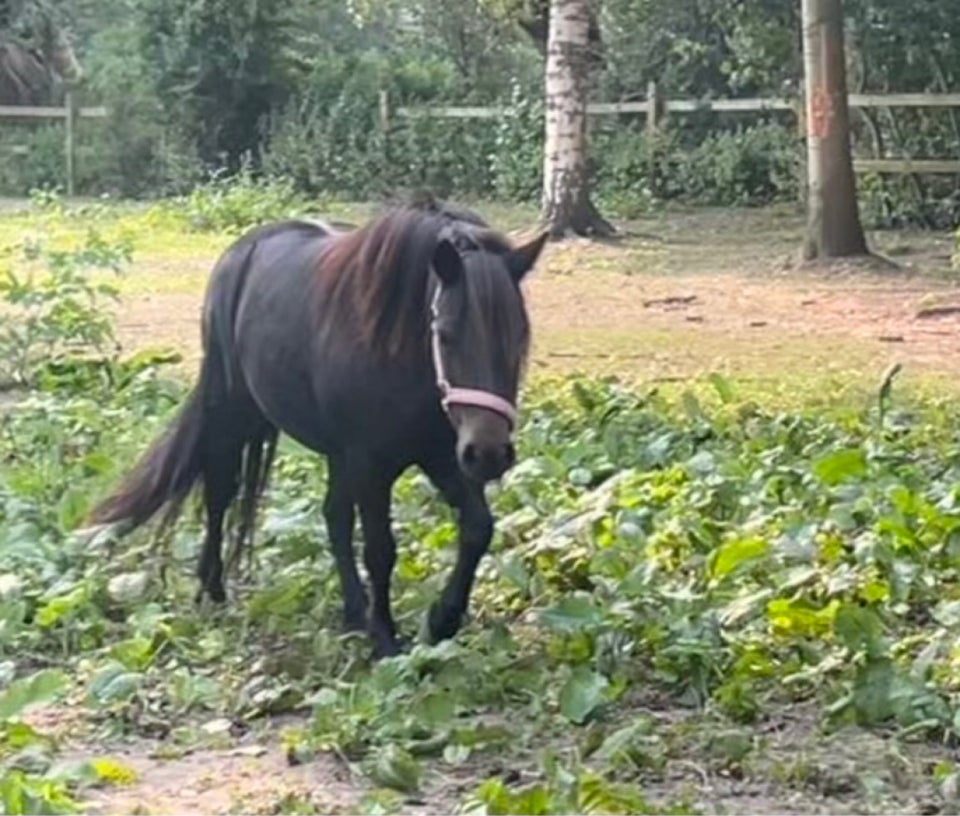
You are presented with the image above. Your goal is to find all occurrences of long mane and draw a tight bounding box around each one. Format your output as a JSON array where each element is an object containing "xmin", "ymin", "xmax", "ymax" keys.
[{"xmin": 313, "ymin": 203, "xmax": 523, "ymax": 364}]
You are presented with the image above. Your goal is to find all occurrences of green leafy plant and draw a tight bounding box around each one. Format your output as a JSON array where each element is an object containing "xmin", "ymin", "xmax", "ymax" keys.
[
  {"xmin": 156, "ymin": 162, "xmax": 309, "ymax": 234},
  {"xmin": 0, "ymin": 231, "xmax": 132, "ymax": 388}
]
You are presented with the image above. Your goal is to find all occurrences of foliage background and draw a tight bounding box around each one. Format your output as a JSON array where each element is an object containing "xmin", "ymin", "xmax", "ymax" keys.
[{"xmin": 2, "ymin": 0, "xmax": 959, "ymax": 226}]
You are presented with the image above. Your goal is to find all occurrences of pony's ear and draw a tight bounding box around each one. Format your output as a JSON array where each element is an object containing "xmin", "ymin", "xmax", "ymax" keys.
[
  {"xmin": 432, "ymin": 238, "xmax": 464, "ymax": 286},
  {"xmin": 506, "ymin": 231, "xmax": 549, "ymax": 283}
]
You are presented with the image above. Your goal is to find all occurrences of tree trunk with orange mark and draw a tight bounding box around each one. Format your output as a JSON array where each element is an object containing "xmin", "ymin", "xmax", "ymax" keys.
[{"xmin": 801, "ymin": 0, "xmax": 868, "ymax": 260}]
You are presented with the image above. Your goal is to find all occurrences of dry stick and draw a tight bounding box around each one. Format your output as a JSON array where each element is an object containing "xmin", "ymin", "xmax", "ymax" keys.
[
  {"xmin": 877, "ymin": 362, "xmax": 903, "ymax": 427},
  {"xmin": 915, "ymin": 306, "xmax": 960, "ymax": 320},
  {"xmin": 642, "ymin": 295, "xmax": 698, "ymax": 308}
]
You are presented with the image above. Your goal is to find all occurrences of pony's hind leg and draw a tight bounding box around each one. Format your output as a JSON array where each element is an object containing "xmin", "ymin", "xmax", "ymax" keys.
[
  {"xmin": 196, "ymin": 432, "xmax": 243, "ymax": 603},
  {"xmin": 323, "ymin": 456, "xmax": 367, "ymax": 632},
  {"xmin": 356, "ymin": 476, "xmax": 400, "ymax": 658},
  {"xmin": 195, "ymin": 406, "xmax": 270, "ymax": 603}
]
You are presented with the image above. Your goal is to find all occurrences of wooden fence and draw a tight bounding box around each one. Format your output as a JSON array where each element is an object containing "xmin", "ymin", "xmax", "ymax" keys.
[
  {"xmin": 0, "ymin": 92, "xmax": 108, "ymax": 196},
  {"xmin": 2, "ymin": 89, "xmax": 959, "ymax": 194},
  {"xmin": 393, "ymin": 87, "xmax": 960, "ymax": 176}
]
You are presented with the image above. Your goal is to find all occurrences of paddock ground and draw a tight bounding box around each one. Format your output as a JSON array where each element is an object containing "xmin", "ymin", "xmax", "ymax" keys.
[{"xmin": 6, "ymin": 199, "xmax": 960, "ymax": 814}]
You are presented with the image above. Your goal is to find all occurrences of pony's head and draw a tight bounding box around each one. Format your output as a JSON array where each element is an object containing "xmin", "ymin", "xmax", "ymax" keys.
[{"xmin": 428, "ymin": 224, "xmax": 548, "ymax": 482}]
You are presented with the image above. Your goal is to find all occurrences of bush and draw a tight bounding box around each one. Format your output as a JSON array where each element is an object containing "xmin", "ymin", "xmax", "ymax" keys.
[
  {"xmin": 664, "ymin": 120, "xmax": 801, "ymax": 206},
  {"xmin": 0, "ymin": 230, "xmax": 133, "ymax": 389},
  {"xmin": 154, "ymin": 163, "xmax": 309, "ymax": 233},
  {"xmin": 0, "ymin": 126, "xmax": 70, "ymax": 196},
  {"xmin": 489, "ymin": 83, "xmax": 544, "ymax": 201}
]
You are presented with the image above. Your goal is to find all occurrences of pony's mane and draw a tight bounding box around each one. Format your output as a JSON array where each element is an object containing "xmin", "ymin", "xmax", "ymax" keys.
[{"xmin": 313, "ymin": 204, "xmax": 522, "ymax": 363}]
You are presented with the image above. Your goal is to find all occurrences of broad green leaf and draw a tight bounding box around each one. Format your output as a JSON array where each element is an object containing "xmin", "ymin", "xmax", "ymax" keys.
[
  {"xmin": 835, "ymin": 605, "xmax": 888, "ymax": 659},
  {"xmin": 35, "ymin": 587, "xmax": 87, "ymax": 629},
  {"xmin": 708, "ymin": 372, "xmax": 735, "ymax": 403},
  {"xmin": 849, "ymin": 658, "xmax": 896, "ymax": 726},
  {"xmin": 88, "ymin": 663, "xmax": 141, "ymax": 708},
  {"xmin": 0, "ymin": 670, "xmax": 69, "ymax": 721},
  {"xmin": 363, "ymin": 744, "xmax": 421, "ymax": 793},
  {"xmin": 412, "ymin": 691, "xmax": 456, "ymax": 727},
  {"xmin": 559, "ymin": 667, "xmax": 609, "ymax": 725},
  {"xmin": 540, "ymin": 596, "xmax": 603, "ymax": 633},
  {"xmin": 767, "ymin": 598, "xmax": 839, "ymax": 638},
  {"xmin": 711, "ymin": 536, "xmax": 769, "ymax": 579},
  {"xmin": 578, "ymin": 772, "xmax": 652, "ymax": 815},
  {"xmin": 813, "ymin": 447, "xmax": 867, "ymax": 486}
]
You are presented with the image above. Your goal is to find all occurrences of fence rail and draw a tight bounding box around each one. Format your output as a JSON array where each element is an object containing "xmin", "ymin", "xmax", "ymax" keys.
[
  {"xmin": 395, "ymin": 90, "xmax": 960, "ymax": 176},
  {"xmin": 0, "ymin": 105, "xmax": 107, "ymax": 119},
  {"xmin": 3, "ymin": 91, "xmax": 959, "ymax": 192},
  {"xmin": 0, "ymin": 94, "xmax": 108, "ymax": 195},
  {"xmin": 395, "ymin": 91, "xmax": 960, "ymax": 119}
]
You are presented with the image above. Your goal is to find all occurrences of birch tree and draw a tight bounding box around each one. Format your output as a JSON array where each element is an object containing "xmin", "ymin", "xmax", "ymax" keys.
[{"xmin": 541, "ymin": 0, "xmax": 612, "ymax": 238}]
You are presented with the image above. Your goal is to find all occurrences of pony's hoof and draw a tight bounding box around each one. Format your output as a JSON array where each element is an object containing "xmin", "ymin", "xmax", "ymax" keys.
[
  {"xmin": 194, "ymin": 582, "xmax": 227, "ymax": 605},
  {"xmin": 369, "ymin": 624, "xmax": 408, "ymax": 659},
  {"xmin": 426, "ymin": 602, "xmax": 462, "ymax": 644}
]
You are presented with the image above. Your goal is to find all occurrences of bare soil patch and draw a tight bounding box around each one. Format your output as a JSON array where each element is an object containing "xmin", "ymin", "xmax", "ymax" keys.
[{"xmin": 114, "ymin": 208, "xmax": 960, "ymax": 388}]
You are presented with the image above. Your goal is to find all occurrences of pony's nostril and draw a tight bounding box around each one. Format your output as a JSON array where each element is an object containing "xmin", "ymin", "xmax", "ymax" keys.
[{"xmin": 463, "ymin": 443, "xmax": 478, "ymax": 465}]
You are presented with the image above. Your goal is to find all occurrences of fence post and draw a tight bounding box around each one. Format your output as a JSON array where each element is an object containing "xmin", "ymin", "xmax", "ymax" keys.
[
  {"xmin": 646, "ymin": 80, "xmax": 660, "ymax": 195},
  {"xmin": 379, "ymin": 89, "xmax": 390, "ymax": 133},
  {"xmin": 646, "ymin": 80, "xmax": 659, "ymax": 134},
  {"xmin": 64, "ymin": 89, "xmax": 77, "ymax": 197}
]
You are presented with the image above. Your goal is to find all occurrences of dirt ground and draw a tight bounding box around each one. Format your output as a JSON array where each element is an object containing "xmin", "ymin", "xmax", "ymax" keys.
[
  {"xmin": 115, "ymin": 207, "xmax": 960, "ymax": 395},
  {"xmin": 38, "ymin": 206, "xmax": 960, "ymax": 814}
]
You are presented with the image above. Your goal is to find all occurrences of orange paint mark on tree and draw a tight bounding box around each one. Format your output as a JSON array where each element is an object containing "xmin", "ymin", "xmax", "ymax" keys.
[{"xmin": 808, "ymin": 85, "xmax": 834, "ymax": 139}]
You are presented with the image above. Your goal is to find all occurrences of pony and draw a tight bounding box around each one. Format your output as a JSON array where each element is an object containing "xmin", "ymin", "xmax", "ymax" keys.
[{"xmin": 89, "ymin": 201, "xmax": 548, "ymax": 657}]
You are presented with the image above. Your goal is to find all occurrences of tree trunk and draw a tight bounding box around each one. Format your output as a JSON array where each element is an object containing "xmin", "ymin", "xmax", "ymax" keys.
[
  {"xmin": 801, "ymin": 0, "xmax": 868, "ymax": 259},
  {"xmin": 541, "ymin": 0, "xmax": 613, "ymax": 239}
]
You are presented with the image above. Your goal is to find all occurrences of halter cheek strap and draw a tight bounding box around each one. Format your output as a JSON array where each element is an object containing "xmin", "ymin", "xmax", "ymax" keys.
[{"xmin": 430, "ymin": 286, "xmax": 519, "ymax": 431}]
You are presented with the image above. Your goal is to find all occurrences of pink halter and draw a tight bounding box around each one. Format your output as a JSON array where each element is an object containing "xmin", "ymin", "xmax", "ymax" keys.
[{"xmin": 430, "ymin": 285, "xmax": 519, "ymax": 431}]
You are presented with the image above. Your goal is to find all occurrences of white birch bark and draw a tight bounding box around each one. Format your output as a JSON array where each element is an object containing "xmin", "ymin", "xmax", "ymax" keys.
[{"xmin": 541, "ymin": 0, "xmax": 612, "ymax": 237}]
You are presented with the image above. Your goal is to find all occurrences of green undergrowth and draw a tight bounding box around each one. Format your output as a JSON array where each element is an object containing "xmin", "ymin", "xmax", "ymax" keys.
[
  {"xmin": 4, "ymin": 211, "xmax": 960, "ymax": 813},
  {"xmin": 4, "ymin": 357, "xmax": 960, "ymax": 811}
]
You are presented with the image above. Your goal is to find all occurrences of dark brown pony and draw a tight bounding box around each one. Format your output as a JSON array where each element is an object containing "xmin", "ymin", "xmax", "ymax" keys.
[{"xmin": 90, "ymin": 202, "xmax": 548, "ymax": 657}]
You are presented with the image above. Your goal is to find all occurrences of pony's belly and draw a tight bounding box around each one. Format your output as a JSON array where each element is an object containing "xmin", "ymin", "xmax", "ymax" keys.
[{"xmin": 241, "ymin": 360, "xmax": 337, "ymax": 454}]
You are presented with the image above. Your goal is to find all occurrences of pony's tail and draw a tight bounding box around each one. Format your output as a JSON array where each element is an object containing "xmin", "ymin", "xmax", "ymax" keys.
[
  {"xmin": 228, "ymin": 427, "xmax": 280, "ymax": 573},
  {"xmin": 88, "ymin": 373, "xmax": 208, "ymax": 533}
]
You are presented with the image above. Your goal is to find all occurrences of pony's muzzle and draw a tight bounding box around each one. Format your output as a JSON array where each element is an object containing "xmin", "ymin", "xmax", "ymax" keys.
[
  {"xmin": 459, "ymin": 439, "xmax": 515, "ymax": 482},
  {"xmin": 455, "ymin": 416, "xmax": 516, "ymax": 482}
]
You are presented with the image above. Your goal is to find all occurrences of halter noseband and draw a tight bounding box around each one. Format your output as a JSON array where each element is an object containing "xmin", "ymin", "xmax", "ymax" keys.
[{"xmin": 429, "ymin": 284, "xmax": 519, "ymax": 432}]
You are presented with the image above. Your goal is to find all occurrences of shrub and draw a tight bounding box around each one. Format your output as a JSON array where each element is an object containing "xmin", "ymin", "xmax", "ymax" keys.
[
  {"xmin": 664, "ymin": 120, "xmax": 801, "ymax": 206},
  {"xmin": 0, "ymin": 231, "xmax": 133, "ymax": 389},
  {"xmin": 155, "ymin": 163, "xmax": 309, "ymax": 233},
  {"xmin": 489, "ymin": 83, "xmax": 544, "ymax": 201}
]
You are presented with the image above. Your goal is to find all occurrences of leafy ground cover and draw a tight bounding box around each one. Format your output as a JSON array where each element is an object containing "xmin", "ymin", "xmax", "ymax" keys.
[{"xmin": 2, "ymin": 194, "xmax": 960, "ymax": 813}]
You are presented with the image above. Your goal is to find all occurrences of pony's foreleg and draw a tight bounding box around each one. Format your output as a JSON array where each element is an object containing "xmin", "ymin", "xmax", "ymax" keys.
[{"xmin": 421, "ymin": 456, "xmax": 494, "ymax": 643}]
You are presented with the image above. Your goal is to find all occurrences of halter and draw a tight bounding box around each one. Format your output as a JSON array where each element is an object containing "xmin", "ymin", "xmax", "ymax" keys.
[{"xmin": 429, "ymin": 284, "xmax": 519, "ymax": 432}]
